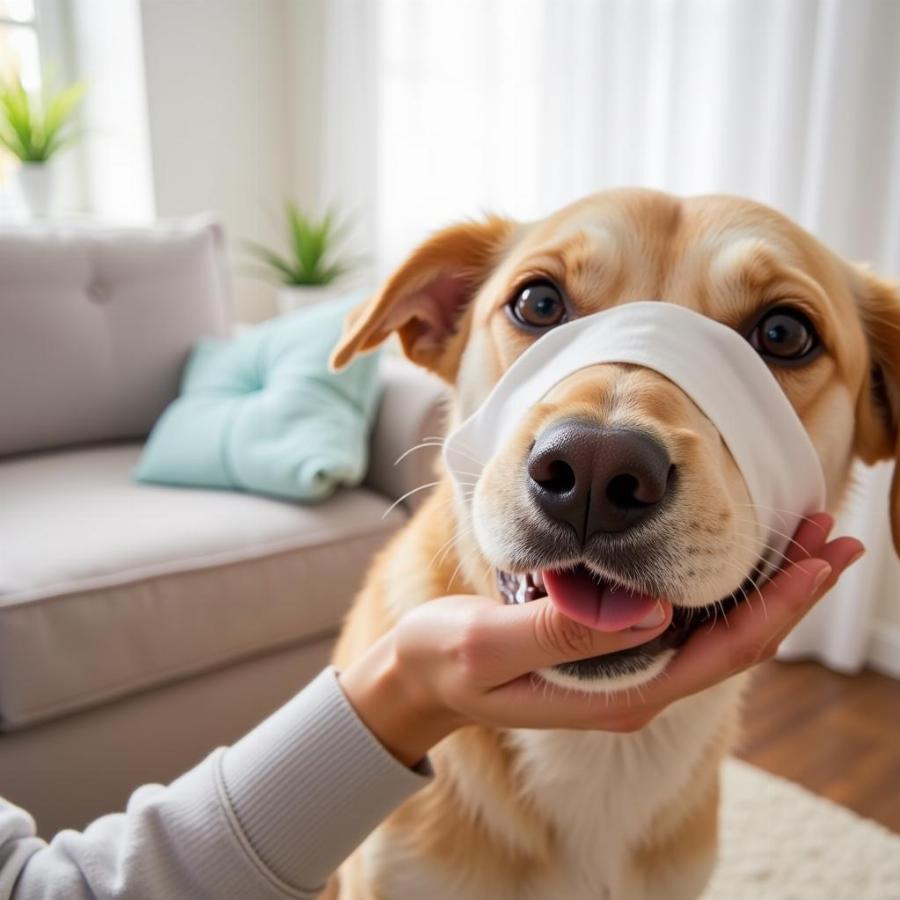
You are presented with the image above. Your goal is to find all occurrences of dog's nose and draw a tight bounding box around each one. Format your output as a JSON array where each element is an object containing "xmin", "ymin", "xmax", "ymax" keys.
[{"xmin": 527, "ymin": 421, "xmax": 673, "ymax": 540}]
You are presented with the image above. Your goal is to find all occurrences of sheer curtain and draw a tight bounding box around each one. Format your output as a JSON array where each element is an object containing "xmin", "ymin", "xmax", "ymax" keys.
[{"xmin": 323, "ymin": 0, "xmax": 900, "ymax": 673}]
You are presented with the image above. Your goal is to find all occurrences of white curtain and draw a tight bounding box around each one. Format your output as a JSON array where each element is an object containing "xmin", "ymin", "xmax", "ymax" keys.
[{"xmin": 323, "ymin": 0, "xmax": 900, "ymax": 673}]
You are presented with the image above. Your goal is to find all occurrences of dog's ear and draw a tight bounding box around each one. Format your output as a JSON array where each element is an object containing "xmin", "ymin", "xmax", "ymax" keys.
[
  {"xmin": 330, "ymin": 216, "xmax": 516, "ymax": 381},
  {"xmin": 853, "ymin": 266, "xmax": 900, "ymax": 554}
]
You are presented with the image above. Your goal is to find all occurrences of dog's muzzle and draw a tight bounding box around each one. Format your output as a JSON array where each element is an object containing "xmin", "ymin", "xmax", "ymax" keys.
[{"xmin": 444, "ymin": 301, "xmax": 826, "ymax": 578}]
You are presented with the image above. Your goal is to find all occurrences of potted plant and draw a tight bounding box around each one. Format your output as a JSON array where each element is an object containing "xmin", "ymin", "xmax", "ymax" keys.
[
  {"xmin": 0, "ymin": 73, "xmax": 84, "ymax": 218},
  {"xmin": 245, "ymin": 203, "xmax": 360, "ymax": 314}
]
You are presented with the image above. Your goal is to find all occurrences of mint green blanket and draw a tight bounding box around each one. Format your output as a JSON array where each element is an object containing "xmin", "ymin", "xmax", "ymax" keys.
[{"xmin": 135, "ymin": 293, "xmax": 381, "ymax": 502}]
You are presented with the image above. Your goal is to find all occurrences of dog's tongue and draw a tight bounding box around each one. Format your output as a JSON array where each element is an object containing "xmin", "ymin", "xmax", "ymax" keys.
[{"xmin": 543, "ymin": 567, "xmax": 660, "ymax": 631}]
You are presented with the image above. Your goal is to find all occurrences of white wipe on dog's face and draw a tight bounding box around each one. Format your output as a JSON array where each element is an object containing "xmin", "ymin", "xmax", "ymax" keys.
[{"xmin": 442, "ymin": 301, "xmax": 826, "ymax": 574}]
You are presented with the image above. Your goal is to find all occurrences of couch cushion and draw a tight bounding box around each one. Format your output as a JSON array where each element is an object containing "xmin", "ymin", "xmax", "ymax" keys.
[
  {"xmin": 136, "ymin": 293, "xmax": 382, "ymax": 502},
  {"xmin": 0, "ymin": 217, "xmax": 231, "ymax": 457},
  {"xmin": 0, "ymin": 444, "xmax": 405, "ymax": 730}
]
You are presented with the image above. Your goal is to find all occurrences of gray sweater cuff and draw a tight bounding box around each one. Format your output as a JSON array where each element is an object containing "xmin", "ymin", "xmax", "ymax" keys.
[{"xmin": 221, "ymin": 666, "xmax": 432, "ymax": 893}]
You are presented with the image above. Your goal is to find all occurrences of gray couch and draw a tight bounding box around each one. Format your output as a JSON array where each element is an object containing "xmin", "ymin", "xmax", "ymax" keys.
[{"xmin": 0, "ymin": 218, "xmax": 445, "ymax": 837}]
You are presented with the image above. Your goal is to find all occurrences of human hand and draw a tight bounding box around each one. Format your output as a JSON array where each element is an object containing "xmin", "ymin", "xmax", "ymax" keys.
[{"xmin": 339, "ymin": 513, "xmax": 863, "ymax": 765}]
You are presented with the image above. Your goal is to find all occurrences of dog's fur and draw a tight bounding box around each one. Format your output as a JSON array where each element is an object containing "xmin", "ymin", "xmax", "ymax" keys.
[{"xmin": 327, "ymin": 190, "xmax": 900, "ymax": 900}]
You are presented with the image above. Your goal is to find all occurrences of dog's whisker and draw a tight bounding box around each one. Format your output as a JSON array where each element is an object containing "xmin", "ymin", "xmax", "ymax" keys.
[
  {"xmin": 421, "ymin": 433, "xmax": 484, "ymax": 460},
  {"xmin": 716, "ymin": 535, "xmax": 799, "ymax": 590},
  {"xmin": 713, "ymin": 554, "xmax": 771, "ymax": 620},
  {"xmin": 726, "ymin": 521, "xmax": 811, "ymax": 568},
  {"xmin": 446, "ymin": 547, "xmax": 485, "ymax": 592},
  {"xmin": 754, "ymin": 580, "xmax": 769, "ymax": 621},
  {"xmin": 732, "ymin": 501, "xmax": 790, "ymax": 528},
  {"xmin": 381, "ymin": 480, "xmax": 475, "ymax": 519},
  {"xmin": 394, "ymin": 439, "xmax": 485, "ymax": 470},
  {"xmin": 735, "ymin": 581, "xmax": 753, "ymax": 617},
  {"xmin": 429, "ymin": 523, "xmax": 475, "ymax": 570},
  {"xmin": 440, "ymin": 533, "xmax": 479, "ymax": 575},
  {"xmin": 728, "ymin": 516, "xmax": 812, "ymax": 558},
  {"xmin": 393, "ymin": 442, "xmax": 441, "ymax": 466},
  {"xmin": 732, "ymin": 504, "xmax": 832, "ymax": 536},
  {"xmin": 717, "ymin": 598, "xmax": 730, "ymax": 628},
  {"xmin": 707, "ymin": 599, "xmax": 719, "ymax": 633},
  {"xmin": 394, "ymin": 442, "xmax": 448, "ymax": 465},
  {"xmin": 430, "ymin": 486, "xmax": 476, "ymax": 509}
]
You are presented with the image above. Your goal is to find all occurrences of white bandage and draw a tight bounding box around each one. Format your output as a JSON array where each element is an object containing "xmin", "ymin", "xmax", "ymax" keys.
[{"xmin": 443, "ymin": 301, "xmax": 826, "ymax": 572}]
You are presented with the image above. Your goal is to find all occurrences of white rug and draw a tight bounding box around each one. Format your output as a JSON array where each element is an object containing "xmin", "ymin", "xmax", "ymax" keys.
[{"xmin": 703, "ymin": 758, "xmax": 900, "ymax": 899}]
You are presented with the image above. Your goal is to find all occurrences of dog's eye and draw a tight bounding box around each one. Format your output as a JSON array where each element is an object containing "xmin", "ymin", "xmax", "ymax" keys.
[
  {"xmin": 509, "ymin": 282, "xmax": 567, "ymax": 329},
  {"xmin": 750, "ymin": 307, "xmax": 819, "ymax": 363}
]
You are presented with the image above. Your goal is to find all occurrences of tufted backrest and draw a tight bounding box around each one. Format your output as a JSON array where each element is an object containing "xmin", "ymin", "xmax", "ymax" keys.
[{"xmin": 0, "ymin": 217, "xmax": 232, "ymax": 457}]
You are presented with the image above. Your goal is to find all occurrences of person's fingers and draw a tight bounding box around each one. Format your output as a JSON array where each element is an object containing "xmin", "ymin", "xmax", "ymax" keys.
[
  {"xmin": 782, "ymin": 512, "xmax": 834, "ymax": 565},
  {"xmin": 759, "ymin": 536, "xmax": 865, "ymax": 652},
  {"xmin": 763, "ymin": 536, "xmax": 864, "ymax": 649},
  {"xmin": 810, "ymin": 535, "xmax": 866, "ymax": 592},
  {"xmin": 401, "ymin": 524, "xmax": 865, "ymax": 735},
  {"xmin": 460, "ymin": 595, "xmax": 673, "ymax": 686},
  {"xmin": 650, "ymin": 560, "xmax": 828, "ymax": 699},
  {"xmin": 636, "ymin": 536, "xmax": 865, "ymax": 707}
]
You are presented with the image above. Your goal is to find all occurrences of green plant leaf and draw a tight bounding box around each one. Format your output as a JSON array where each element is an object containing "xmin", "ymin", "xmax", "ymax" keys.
[
  {"xmin": 0, "ymin": 72, "xmax": 84, "ymax": 162},
  {"xmin": 42, "ymin": 126, "xmax": 84, "ymax": 160},
  {"xmin": 1, "ymin": 80, "xmax": 36, "ymax": 158},
  {"xmin": 243, "ymin": 240, "xmax": 301, "ymax": 283},
  {"xmin": 287, "ymin": 201, "xmax": 327, "ymax": 279},
  {"xmin": 0, "ymin": 130, "xmax": 27, "ymax": 159},
  {"xmin": 41, "ymin": 81, "xmax": 85, "ymax": 154},
  {"xmin": 244, "ymin": 202, "xmax": 360, "ymax": 287}
]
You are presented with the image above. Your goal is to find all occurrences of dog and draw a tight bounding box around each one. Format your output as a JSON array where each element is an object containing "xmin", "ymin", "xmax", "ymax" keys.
[{"xmin": 326, "ymin": 189, "xmax": 900, "ymax": 899}]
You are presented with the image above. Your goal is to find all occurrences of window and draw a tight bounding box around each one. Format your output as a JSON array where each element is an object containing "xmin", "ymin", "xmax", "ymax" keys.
[
  {"xmin": 0, "ymin": 0, "xmax": 41, "ymax": 197},
  {"xmin": 0, "ymin": 0, "xmax": 40, "ymax": 87},
  {"xmin": 375, "ymin": 0, "xmax": 545, "ymax": 271}
]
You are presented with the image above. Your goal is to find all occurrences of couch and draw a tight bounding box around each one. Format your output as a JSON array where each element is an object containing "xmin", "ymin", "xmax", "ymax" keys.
[{"xmin": 0, "ymin": 217, "xmax": 446, "ymax": 837}]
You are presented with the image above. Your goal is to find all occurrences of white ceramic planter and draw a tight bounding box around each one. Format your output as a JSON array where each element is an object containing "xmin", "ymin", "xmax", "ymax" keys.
[
  {"xmin": 276, "ymin": 283, "xmax": 348, "ymax": 315},
  {"xmin": 15, "ymin": 162, "xmax": 55, "ymax": 219}
]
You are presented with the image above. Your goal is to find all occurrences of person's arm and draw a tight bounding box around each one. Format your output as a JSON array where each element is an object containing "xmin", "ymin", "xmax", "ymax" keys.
[
  {"xmin": 340, "ymin": 513, "xmax": 864, "ymax": 756},
  {"xmin": 0, "ymin": 594, "xmax": 674, "ymax": 900},
  {"xmin": 1, "ymin": 668, "xmax": 430, "ymax": 900},
  {"xmin": 1, "ymin": 514, "xmax": 863, "ymax": 899}
]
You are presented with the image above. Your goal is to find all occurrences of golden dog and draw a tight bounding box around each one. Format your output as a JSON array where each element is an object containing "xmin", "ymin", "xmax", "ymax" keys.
[{"xmin": 327, "ymin": 189, "xmax": 900, "ymax": 900}]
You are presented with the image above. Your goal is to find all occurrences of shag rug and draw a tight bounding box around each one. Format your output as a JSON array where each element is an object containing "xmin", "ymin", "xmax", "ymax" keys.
[{"xmin": 703, "ymin": 758, "xmax": 900, "ymax": 899}]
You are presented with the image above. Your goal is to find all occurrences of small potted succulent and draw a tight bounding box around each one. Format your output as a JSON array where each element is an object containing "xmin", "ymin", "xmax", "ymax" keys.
[
  {"xmin": 0, "ymin": 73, "xmax": 84, "ymax": 218},
  {"xmin": 246, "ymin": 203, "xmax": 360, "ymax": 314}
]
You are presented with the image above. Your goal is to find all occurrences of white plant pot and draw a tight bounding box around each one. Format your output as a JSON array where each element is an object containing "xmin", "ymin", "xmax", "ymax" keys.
[
  {"xmin": 277, "ymin": 283, "xmax": 348, "ymax": 315},
  {"xmin": 15, "ymin": 163, "xmax": 55, "ymax": 219}
]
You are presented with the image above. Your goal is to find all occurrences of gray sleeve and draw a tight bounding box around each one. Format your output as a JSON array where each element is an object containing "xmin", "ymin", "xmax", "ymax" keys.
[{"xmin": 1, "ymin": 667, "xmax": 432, "ymax": 899}]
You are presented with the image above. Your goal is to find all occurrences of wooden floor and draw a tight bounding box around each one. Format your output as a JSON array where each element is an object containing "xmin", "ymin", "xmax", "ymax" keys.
[{"xmin": 737, "ymin": 660, "xmax": 900, "ymax": 833}]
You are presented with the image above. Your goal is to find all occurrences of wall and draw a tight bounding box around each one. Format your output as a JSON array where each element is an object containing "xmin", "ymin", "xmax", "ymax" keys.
[
  {"xmin": 139, "ymin": 0, "xmax": 295, "ymax": 322},
  {"xmin": 62, "ymin": 0, "xmax": 155, "ymax": 220},
  {"xmin": 58, "ymin": 0, "xmax": 336, "ymax": 320},
  {"xmin": 877, "ymin": 557, "xmax": 900, "ymax": 628},
  {"xmin": 872, "ymin": 470, "xmax": 900, "ymax": 678},
  {"xmin": 284, "ymin": 0, "xmax": 327, "ymax": 216}
]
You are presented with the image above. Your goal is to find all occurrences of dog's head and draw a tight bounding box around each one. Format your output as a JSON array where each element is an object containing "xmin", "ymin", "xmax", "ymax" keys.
[{"xmin": 333, "ymin": 189, "xmax": 900, "ymax": 691}]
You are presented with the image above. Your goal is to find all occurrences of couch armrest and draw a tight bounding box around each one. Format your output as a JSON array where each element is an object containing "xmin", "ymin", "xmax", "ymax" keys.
[{"xmin": 367, "ymin": 354, "xmax": 449, "ymax": 512}]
